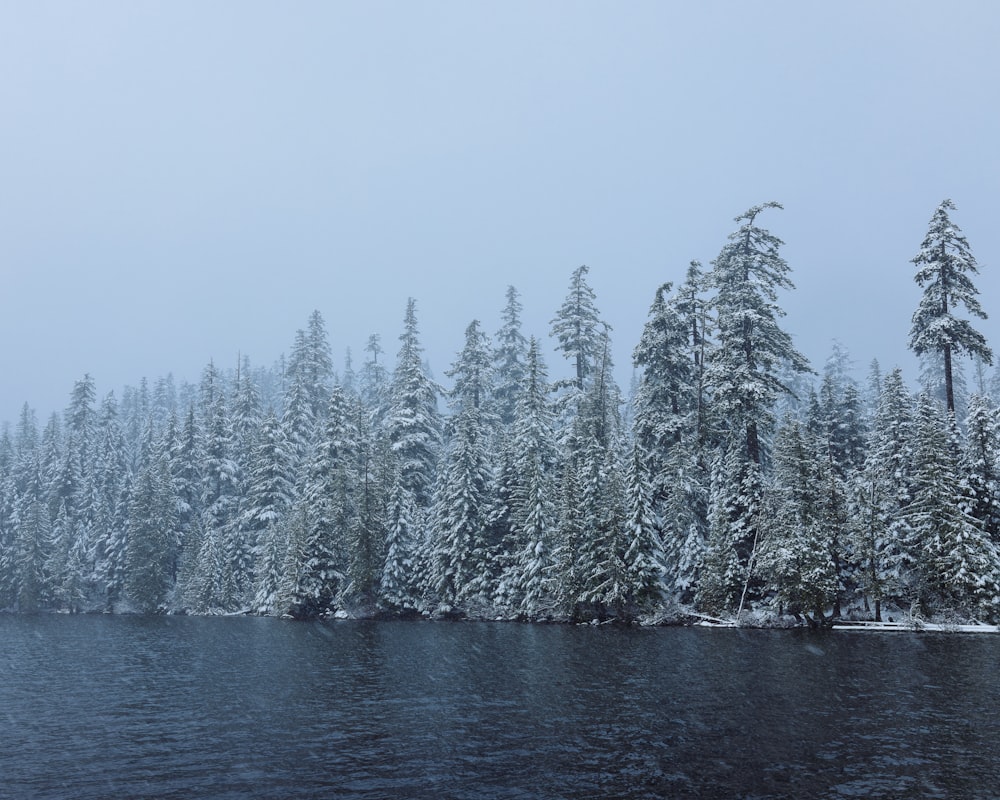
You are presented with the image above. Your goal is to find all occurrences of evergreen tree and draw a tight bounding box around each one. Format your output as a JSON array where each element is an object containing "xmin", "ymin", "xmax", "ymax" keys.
[
  {"xmin": 230, "ymin": 358, "xmax": 263, "ymax": 474},
  {"xmin": 121, "ymin": 379, "xmax": 150, "ymax": 471},
  {"xmin": 198, "ymin": 391, "xmax": 241, "ymax": 609},
  {"xmin": 550, "ymin": 264, "xmax": 606, "ymax": 392},
  {"xmin": 197, "ymin": 361, "xmax": 223, "ymax": 427},
  {"xmin": 633, "ymin": 282, "xmax": 696, "ymax": 471},
  {"xmin": 252, "ymin": 520, "xmax": 287, "ymax": 615},
  {"xmin": 493, "ymin": 285, "xmax": 528, "ymax": 427},
  {"xmin": 13, "ymin": 471, "xmax": 51, "ymax": 612},
  {"xmin": 706, "ymin": 202, "xmax": 812, "ymax": 467},
  {"xmin": 169, "ymin": 403, "xmax": 203, "ymax": 590},
  {"xmin": 62, "ymin": 374, "xmax": 96, "ymax": 529},
  {"xmin": 426, "ymin": 403, "xmax": 492, "ymax": 610},
  {"xmin": 963, "ymin": 394, "xmax": 1000, "ymax": 543},
  {"xmin": 863, "ymin": 359, "xmax": 883, "ymax": 420},
  {"xmin": 379, "ymin": 481, "xmax": 421, "ymax": 611},
  {"xmin": 360, "ymin": 334, "xmax": 390, "ymax": 423},
  {"xmin": 697, "ymin": 448, "xmax": 764, "ymax": 616},
  {"xmin": 807, "ymin": 355, "xmax": 867, "ymax": 614},
  {"xmin": 39, "ymin": 413, "xmax": 64, "ymax": 521},
  {"xmin": 621, "ymin": 442, "xmax": 664, "ymax": 612},
  {"xmin": 484, "ymin": 434, "xmax": 519, "ymax": 610},
  {"xmin": 759, "ymin": 419, "xmax": 838, "ymax": 622},
  {"xmin": 909, "ymin": 199, "xmax": 993, "ymax": 413},
  {"xmin": 299, "ymin": 386, "xmax": 358, "ymax": 610},
  {"xmin": 0, "ymin": 435, "xmax": 17, "ymax": 609},
  {"xmin": 505, "ymin": 338, "xmax": 559, "ymax": 616},
  {"xmin": 904, "ymin": 393, "xmax": 1000, "ymax": 616},
  {"xmin": 46, "ymin": 501, "xmax": 89, "ymax": 612},
  {"xmin": 242, "ymin": 410, "xmax": 294, "ymax": 534},
  {"xmin": 280, "ymin": 498, "xmax": 342, "ymax": 618},
  {"xmin": 557, "ymin": 329, "xmax": 628, "ymax": 618},
  {"xmin": 850, "ymin": 368, "xmax": 913, "ymax": 620},
  {"xmin": 700, "ymin": 202, "xmax": 811, "ymax": 611},
  {"xmin": 12, "ymin": 404, "xmax": 39, "ymax": 498},
  {"xmin": 151, "ymin": 373, "xmax": 178, "ymax": 424},
  {"xmin": 427, "ymin": 321, "xmax": 495, "ymax": 610},
  {"xmin": 286, "ymin": 311, "xmax": 335, "ymax": 424},
  {"xmin": 574, "ymin": 426, "xmax": 629, "ymax": 616},
  {"xmin": 341, "ymin": 348, "xmax": 357, "ymax": 396},
  {"xmin": 632, "ymin": 278, "xmax": 708, "ymax": 601},
  {"xmin": 187, "ymin": 520, "xmax": 229, "ymax": 613},
  {"xmin": 386, "ymin": 299, "xmax": 441, "ymax": 507},
  {"xmin": 352, "ymin": 392, "xmax": 390, "ymax": 607},
  {"xmin": 124, "ymin": 443, "xmax": 178, "ymax": 613}
]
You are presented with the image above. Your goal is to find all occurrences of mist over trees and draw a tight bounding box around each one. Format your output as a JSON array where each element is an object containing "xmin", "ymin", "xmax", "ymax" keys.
[{"xmin": 2, "ymin": 201, "xmax": 999, "ymax": 625}]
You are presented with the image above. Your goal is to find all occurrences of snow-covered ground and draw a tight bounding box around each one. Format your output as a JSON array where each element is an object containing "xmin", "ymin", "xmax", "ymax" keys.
[{"xmin": 832, "ymin": 619, "xmax": 1000, "ymax": 633}]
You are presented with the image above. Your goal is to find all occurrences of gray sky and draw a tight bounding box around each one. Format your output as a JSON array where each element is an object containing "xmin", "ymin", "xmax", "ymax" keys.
[{"xmin": 2, "ymin": 1, "xmax": 999, "ymax": 426}]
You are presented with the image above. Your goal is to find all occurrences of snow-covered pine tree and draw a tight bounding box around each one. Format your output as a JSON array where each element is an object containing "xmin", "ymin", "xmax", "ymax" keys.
[
  {"xmin": 151, "ymin": 374, "xmax": 178, "ymax": 425},
  {"xmin": 386, "ymin": 299, "xmax": 442, "ymax": 508},
  {"xmin": 230, "ymin": 358, "xmax": 263, "ymax": 475},
  {"xmin": 621, "ymin": 441, "xmax": 664, "ymax": 613},
  {"xmin": 242, "ymin": 409, "xmax": 294, "ymax": 544},
  {"xmin": 550, "ymin": 265, "xmax": 605, "ymax": 393},
  {"xmin": 124, "ymin": 437, "xmax": 178, "ymax": 614},
  {"xmin": 298, "ymin": 386, "xmax": 358, "ymax": 611},
  {"xmin": 197, "ymin": 391, "xmax": 242, "ymax": 610},
  {"xmin": 44, "ymin": 501, "xmax": 74, "ymax": 610},
  {"xmin": 351, "ymin": 391, "xmax": 390, "ymax": 608},
  {"xmin": 63, "ymin": 374, "xmax": 96, "ymax": 517},
  {"xmin": 559, "ymin": 327, "xmax": 628, "ymax": 619},
  {"xmin": 281, "ymin": 362, "xmax": 318, "ymax": 481},
  {"xmin": 12, "ymin": 463, "xmax": 51, "ymax": 612},
  {"xmin": 379, "ymin": 480, "xmax": 421, "ymax": 612},
  {"xmin": 251, "ymin": 519, "xmax": 287, "ymax": 615},
  {"xmin": 0, "ymin": 433, "xmax": 17, "ymax": 610},
  {"xmin": 807, "ymin": 359, "xmax": 867, "ymax": 614},
  {"xmin": 700, "ymin": 202, "xmax": 811, "ymax": 613},
  {"xmin": 360, "ymin": 333, "xmax": 391, "ymax": 425},
  {"xmin": 426, "ymin": 321, "xmax": 495, "ymax": 612},
  {"xmin": 909, "ymin": 199, "xmax": 993, "ymax": 414},
  {"xmin": 632, "ymin": 281, "xmax": 696, "ymax": 492},
  {"xmin": 504, "ymin": 337, "xmax": 559, "ymax": 617},
  {"xmin": 632, "ymin": 277, "xmax": 708, "ymax": 601},
  {"xmin": 863, "ymin": 359, "xmax": 883, "ymax": 421},
  {"xmin": 850, "ymin": 368, "xmax": 913, "ymax": 620},
  {"xmin": 706, "ymin": 202, "xmax": 812, "ymax": 467},
  {"xmin": 759, "ymin": 418, "xmax": 838, "ymax": 623},
  {"xmin": 904, "ymin": 393, "xmax": 1000, "ymax": 617},
  {"xmin": 168, "ymin": 403, "xmax": 203, "ymax": 598},
  {"xmin": 286, "ymin": 311, "xmax": 335, "ymax": 425},
  {"xmin": 493, "ymin": 285, "xmax": 529, "ymax": 428},
  {"xmin": 39, "ymin": 413, "xmax": 64, "ymax": 522},
  {"xmin": 963, "ymin": 393, "xmax": 1000, "ymax": 543},
  {"xmin": 697, "ymin": 447, "xmax": 764, "ymax": 616},
  {"xmin": 275, "ymin": 500, "xmax": 331, "ymax": 618}
]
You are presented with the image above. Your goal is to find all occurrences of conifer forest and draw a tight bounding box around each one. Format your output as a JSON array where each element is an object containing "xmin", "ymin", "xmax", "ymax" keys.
[{"xmin": 3, "ymin": 200, "xmax": 999, "ymax": 626}]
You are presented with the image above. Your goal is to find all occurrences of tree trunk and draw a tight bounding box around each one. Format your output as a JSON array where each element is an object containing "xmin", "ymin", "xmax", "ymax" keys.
[
  {"xmin": 746, "ymin": 421, "xmax": 761, "ymax": 466},
  {"xmin": 944, "ymin": 343, "xmax": 955, "ymax": 413}
]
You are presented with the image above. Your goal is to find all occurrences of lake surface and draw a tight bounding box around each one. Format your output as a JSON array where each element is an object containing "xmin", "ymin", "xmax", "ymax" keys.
[{"xmin": 1, "ymin": 615, "xmax": 999, "ymax": 799}]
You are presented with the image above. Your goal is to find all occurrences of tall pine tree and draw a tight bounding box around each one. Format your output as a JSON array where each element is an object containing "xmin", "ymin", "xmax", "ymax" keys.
[{"xmin": 909, "ymin": 199, "xmax": 992, "ymax": 413}]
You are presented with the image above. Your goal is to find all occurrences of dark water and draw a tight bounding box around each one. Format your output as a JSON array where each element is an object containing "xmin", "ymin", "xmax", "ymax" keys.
[{"xmin": 2, "ymin": 617, "xmax": 999, "ymax": 799}]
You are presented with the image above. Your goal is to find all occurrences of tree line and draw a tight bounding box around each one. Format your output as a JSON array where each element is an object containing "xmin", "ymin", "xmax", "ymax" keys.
[{"xmin": 2, "ymin": 200, "xmax": 998, "ymax": 625}]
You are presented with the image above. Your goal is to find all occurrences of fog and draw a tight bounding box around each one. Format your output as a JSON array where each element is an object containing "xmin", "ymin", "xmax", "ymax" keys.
[{"xmin": 2, "ymin": 1, "xmax": 999, "ymax": 423}]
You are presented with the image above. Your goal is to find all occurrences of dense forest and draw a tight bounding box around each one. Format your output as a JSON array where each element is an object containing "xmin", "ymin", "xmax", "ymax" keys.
[{"xmin": 2, "ymin": 201, "xmax": 999, "ymax": 626}]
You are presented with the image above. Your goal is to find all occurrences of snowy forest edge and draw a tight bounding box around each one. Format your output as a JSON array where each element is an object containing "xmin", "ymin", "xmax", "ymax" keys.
[{"xmin": 3, "ymin": 200, "xmax": 1000, "ymax": 630}]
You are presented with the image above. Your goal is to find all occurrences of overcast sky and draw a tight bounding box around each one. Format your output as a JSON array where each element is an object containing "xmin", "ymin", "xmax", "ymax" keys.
[{"xmin": 2, "ymin": 1, "xmax": 999, "ymax": 426}]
